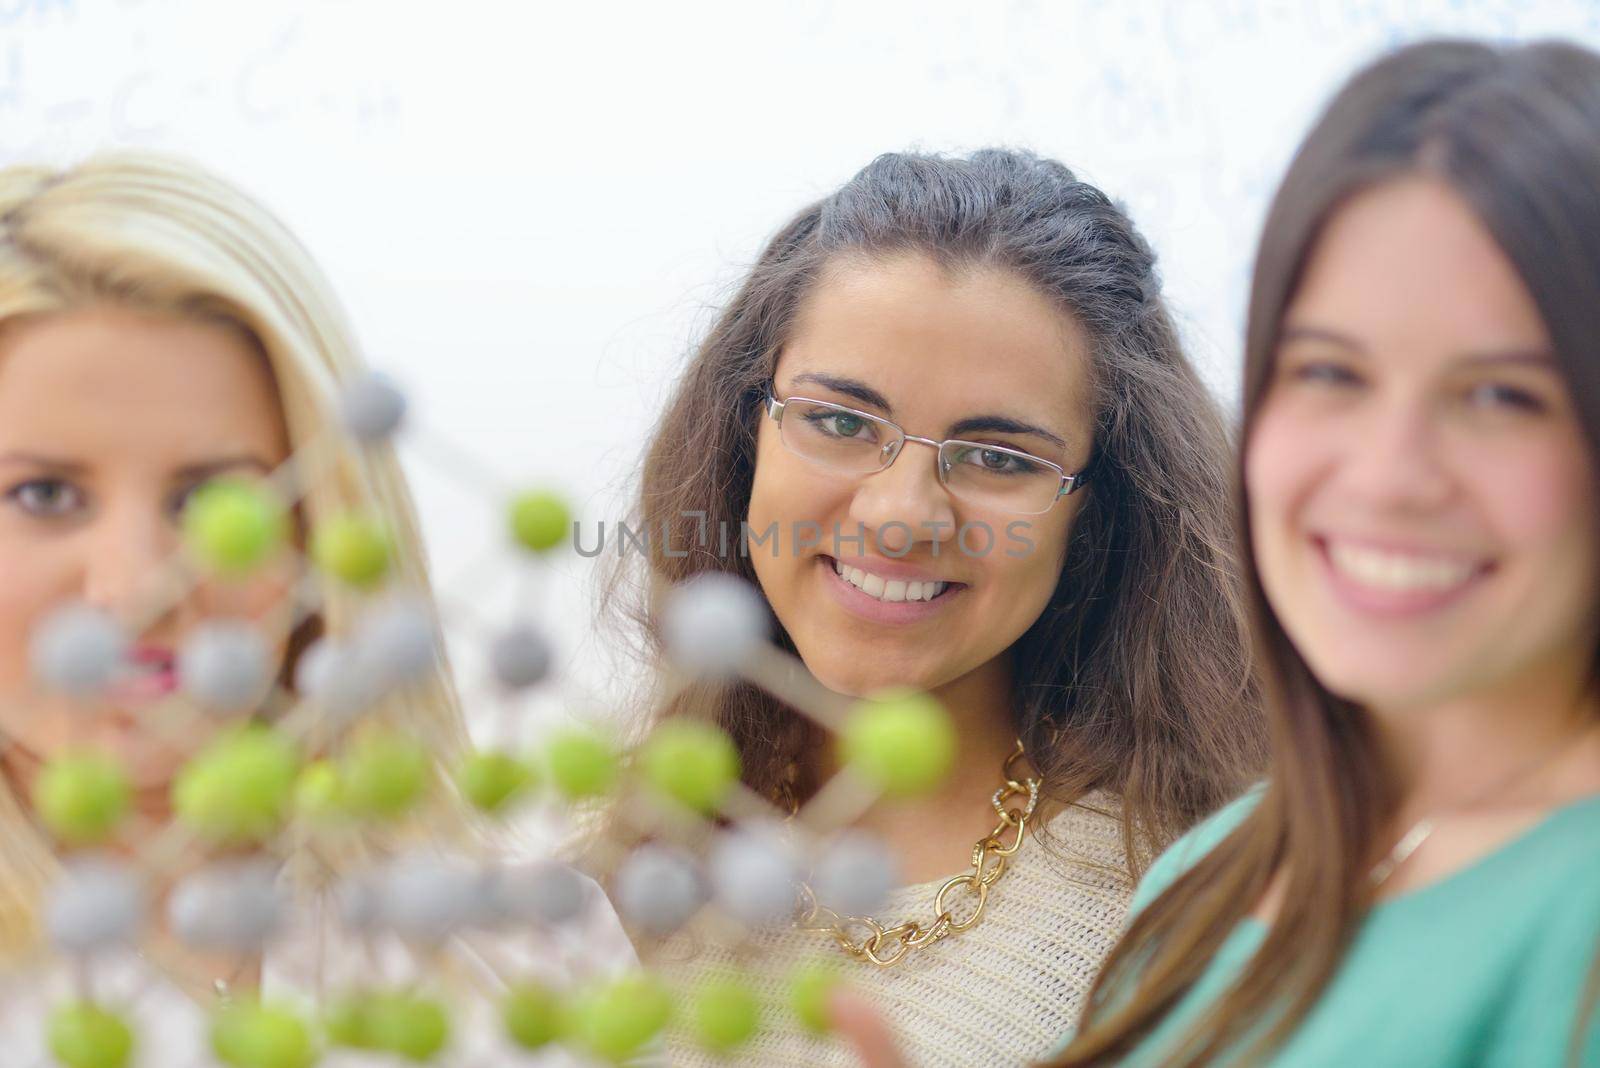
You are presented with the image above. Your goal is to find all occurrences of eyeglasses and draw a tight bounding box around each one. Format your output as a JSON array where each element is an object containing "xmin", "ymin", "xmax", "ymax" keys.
[{"xmin": 764, "ymin": 392, "xmax": 1088, "ymax": 516}]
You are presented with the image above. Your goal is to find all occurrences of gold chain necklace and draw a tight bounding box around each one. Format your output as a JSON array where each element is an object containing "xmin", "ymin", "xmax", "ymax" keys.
[{"xmin": 793, "ymin": 740, "xmax": 1040, "ymax": 967}]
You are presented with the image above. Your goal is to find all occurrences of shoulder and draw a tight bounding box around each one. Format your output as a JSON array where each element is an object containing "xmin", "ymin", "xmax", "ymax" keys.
[
  {"xmin": 1127, "ymin": 782, "xmax": 1265, "ymax": 918},
  {"xmin": 1044, "ymin": 788, "xmax": 1127, "ymax": 848},
  {"xmin": 1031, "ymin": 789, "xmax": 1134, "ymax": 883},
  {"xmin": 1505, "ymin": 795, "xmax": 1600, "ymax": 955},
  {"xmin": 1482, "ymin": 809, "xmax": 1600, "ymax": 1064}
]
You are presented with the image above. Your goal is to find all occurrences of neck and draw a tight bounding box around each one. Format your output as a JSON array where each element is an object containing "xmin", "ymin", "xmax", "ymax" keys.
[
  {"xmin": 1368, "ymin": 668, "xmax": 1600, "ymax": 823},
  {"xmin": 922, "ymin": 655, "xmax": 1026, "ymax": 802}
]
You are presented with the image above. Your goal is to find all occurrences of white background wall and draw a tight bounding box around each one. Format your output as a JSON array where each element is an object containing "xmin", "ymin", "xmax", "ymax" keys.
[{"xmin": 5, "ymin": 0, "xmax": 1599, "ymax": 733}]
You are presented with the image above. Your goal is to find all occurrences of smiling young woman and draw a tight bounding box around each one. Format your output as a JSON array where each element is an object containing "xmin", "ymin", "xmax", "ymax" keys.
[
  {"xmin": 1049, "ymin": 38, "xmax": 1600, "ymax": 1068},
  {"xmin": 601, "ymin": 149, "xmax": 1268, "ymax": 1065},
  {"xmin": 0, "ymin": 153, "xmax": 489, "ymax": 1060}
]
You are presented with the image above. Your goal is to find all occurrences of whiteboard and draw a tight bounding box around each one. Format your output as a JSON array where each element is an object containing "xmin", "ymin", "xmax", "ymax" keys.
[{"xmin": 4, "ymin": 0, "xmax": 1597, "ymax": 731}]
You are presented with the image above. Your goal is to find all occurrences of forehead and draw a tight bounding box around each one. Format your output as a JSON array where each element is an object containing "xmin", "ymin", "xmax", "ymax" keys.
[
  {"xmin": 777, "ymin": 252, "xmax": 1095, "ymax": 422},
  {"xmin": 0, "ymin": 305, "xmax": 288, "ymax": 461},
  {"xmin": 1286, "ymin": 177, "xmax": 1550, "ymax": 361}
]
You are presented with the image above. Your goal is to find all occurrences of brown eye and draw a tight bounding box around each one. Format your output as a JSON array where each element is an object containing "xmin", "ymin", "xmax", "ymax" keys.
[
  {"xmin": 1465, "ymin": 382, "xmax": 1545, "ymax": 413},
  {"xmin": 6, "ymin": 478, "xmax": 84, "ymax": 518},
  {"xmin": 805, "ymin": 410, "xmax": 870, "ymax": 439},
  {"xmin": 167, "ymin": 481, "xmax": 205, "ymax": 520},
  {"xmin": 951, "ymin": 445, "xmax": 1037, "ymax": 476},
  {"xmin": 1292, "ymin": 361, "xmax": 1362, "ymax": 387}
]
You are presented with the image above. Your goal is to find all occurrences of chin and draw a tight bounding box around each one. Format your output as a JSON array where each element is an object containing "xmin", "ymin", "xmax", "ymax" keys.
[
  {"xmin": 829, "ymin": 663, "xmax": 960, "ymax": 701},
  {"xmin": 101, "ymin": 735, "xmax": 190, "ymax": 788},
  {"xmin": 1304, "ymin": 653, "xmax": 1451, "ymax": 711},
  {"xmin": 798, "ymin": 648, "xmax": 924, "ymax": 700},
  {"xmin": 807, "ymin": 664, "xmax": 885, "ymax": 699}
]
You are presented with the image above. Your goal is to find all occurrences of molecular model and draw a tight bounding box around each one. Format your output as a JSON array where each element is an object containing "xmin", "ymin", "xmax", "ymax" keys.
[{"xmin": 8, "ymin": 372, "xmax": 1013, "ymax": 1068}]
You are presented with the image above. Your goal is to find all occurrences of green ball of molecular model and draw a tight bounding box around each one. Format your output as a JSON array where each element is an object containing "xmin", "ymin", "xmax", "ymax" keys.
[
  {"xmin": 567, "ymin": 973, "xmax": 672, "ymax": 1063},
  {"xmin": 502, "ymin": 982, "xmax": 566, "ymax": 1052},
  {"xmin": 310, "ymin": 514, "xmax": 391, "ymax": 589},
  {"xmin": 839, "ymin": 687, "xmax": 956, "ymax": 798},
  {"xmin": 293, "ymin": 760, "xmax": 346, "ymax": 824},
  {"xmin": 366, "ymin": 992, "xmax": 450, "ymax": 1062},
  {"xmin": 789, "ymin": 961, "xmax": 844, "ymax": 1036},
  {"xmin": 172, "ymin": 726, "xmax": 300, "ymax": 844},
  {"xmin": 47, "ymin": 1002, "xmax": 134, "ymax": 1068},
  {"xmin": 508, "ymin": 490, "xmax": 570, "ymax": 554},
  {"xmin": 322, "ymin": 993, "xmax": 378, "ymax": 1050},
  {"xmin": 639, "ymin": 719, "xmax": 740, "ymax": 815},
  {"xmin": 183, "ymin": 480, "xmax": 287, "ymax": 576},
  {"xmin": 340, "ymin": 730, "xmax": 431, "ymax": 819},
  {"xmin": 210, "ymin": 1000, "xmax": 316, "ymax": 1068},
  {"xmin": 454, "ymin": 749, "xmax": 537, "ymax": 815},
  {"xmin": 542, "ymin": 725, "xmax": 619, "ymax": 800},
  {"xmin": 33, "ymin": 752, "xmax": 129, "ymax": 846},
  {"xmin": 691, "ymin": 974, "xmax": 761, "ymax": 1053}
]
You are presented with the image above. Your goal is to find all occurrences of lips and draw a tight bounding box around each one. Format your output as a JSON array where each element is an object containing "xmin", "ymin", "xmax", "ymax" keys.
[
  {"xmin": 1313, "ymin": 535, "xmax": 1492, "ymax": 617},
  {"xmin": 830, "ymin": 557, "xmax": 952, "ymax": 603},
  {"xmin": 818, "ymin": 555, "xmax": 966, "ymax": 625},
  {"xmin": 109, "ymin": 644, "xmax": 179, "ymax": 701},
  {"xmin": 1322, "ymin": 538, "xmax": 1485, "ymax": 592}
]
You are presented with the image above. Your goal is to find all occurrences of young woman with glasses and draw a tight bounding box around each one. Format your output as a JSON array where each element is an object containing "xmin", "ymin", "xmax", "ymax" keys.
[{"xmin": 600, "ymin": 148, "xmax": 1268, "ymax": 1066}]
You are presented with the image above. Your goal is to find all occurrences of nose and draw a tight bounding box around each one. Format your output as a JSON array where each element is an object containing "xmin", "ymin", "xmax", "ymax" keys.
[
  {"xmin": 1335, "ymin": 395, "xmax": 1456, "ymax": 515},
  {"xmin": 847, "ymin": 438, "xmax": 958, "ymax": 555},
  {"xmin": 81, "ymin": 497, "xmax": 184, "ymax": 625}
]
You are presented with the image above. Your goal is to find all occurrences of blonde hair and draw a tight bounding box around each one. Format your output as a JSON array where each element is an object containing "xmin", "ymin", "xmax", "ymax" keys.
[{"xmin": 0, "ymin": 151, "xmax": 470, "ymax": 951}]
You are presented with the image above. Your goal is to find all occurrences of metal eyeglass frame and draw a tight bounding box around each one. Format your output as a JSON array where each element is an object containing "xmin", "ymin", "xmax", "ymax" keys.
[{"xmin": 764, "ymin": 391, "xmax": 1089, "ymax": 515}]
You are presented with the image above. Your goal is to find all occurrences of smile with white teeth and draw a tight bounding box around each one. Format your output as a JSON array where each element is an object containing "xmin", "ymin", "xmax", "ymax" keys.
[
  {"xmin": 1325, "ymin": 541, "xmax": 1481, "ymax": 593},
  {"xmin": 832, "ymin": 557, "xmax": 949, "ymax": 602}
]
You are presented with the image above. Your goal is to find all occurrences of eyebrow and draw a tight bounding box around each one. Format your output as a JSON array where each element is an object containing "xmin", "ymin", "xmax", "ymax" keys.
[
  {"xmin": 1277, "ymin": 326, "xmax": 1365, "ymax": 352},
  {"xmin": 0, "ymin": 453, "xmax": 274, "ymax": 478},
  {"xmin": 1456, "ymin": 351, "xmax": 1559, "ymax": 370},
  {"xmin": 791, "ymin": 372, "xmax": 894, "ymax": 411},
  {"xmin": 786, "ymin": 371, "xmax": 1070, "ymax": 450},
  {"xmin": 0, "ymin": 452, "xmax": 88, "ymax": 473},
  {"xmin": 946, "ymin": 414, "xmax": 1070, "ymax": 450},
  {"xmin": 1279, "ymin": 326, "xmax": 1558, "ymax": 369},
  {"xmin": 173, "ymin": 456, "xmax": 275, "ymax": 481}
]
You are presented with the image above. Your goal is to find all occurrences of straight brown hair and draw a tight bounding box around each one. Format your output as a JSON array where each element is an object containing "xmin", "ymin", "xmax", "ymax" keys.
[
  {"xmin": 600, "ymin": 148, "xmax": 1267, "ymax": 870},
  {"xmin": 1053, "ymin": 38, "xmax": 1600, "ymax": 1066}
]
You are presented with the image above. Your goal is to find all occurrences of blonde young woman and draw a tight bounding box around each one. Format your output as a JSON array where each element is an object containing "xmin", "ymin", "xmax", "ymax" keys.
[{"xmin": 0, "ymin": 153, "xmax": 635, "ymax": 1065}]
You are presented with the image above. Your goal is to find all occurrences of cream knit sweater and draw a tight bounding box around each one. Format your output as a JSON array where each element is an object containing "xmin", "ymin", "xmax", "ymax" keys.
[{"xmin": 651, "ymin": 791, "xmax": 1133, "ymax": 1067}]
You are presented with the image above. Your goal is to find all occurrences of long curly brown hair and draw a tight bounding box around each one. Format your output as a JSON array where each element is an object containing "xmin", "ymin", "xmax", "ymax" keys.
[{"xmin": 599, "ymin": 147, "xmax": 1266, "ymax": 871}]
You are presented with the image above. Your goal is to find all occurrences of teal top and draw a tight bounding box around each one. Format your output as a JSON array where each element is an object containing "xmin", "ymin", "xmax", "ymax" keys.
[{"xmin": 1052, "ymin": 785, "xmax": 1600, "ymax": 1066}]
